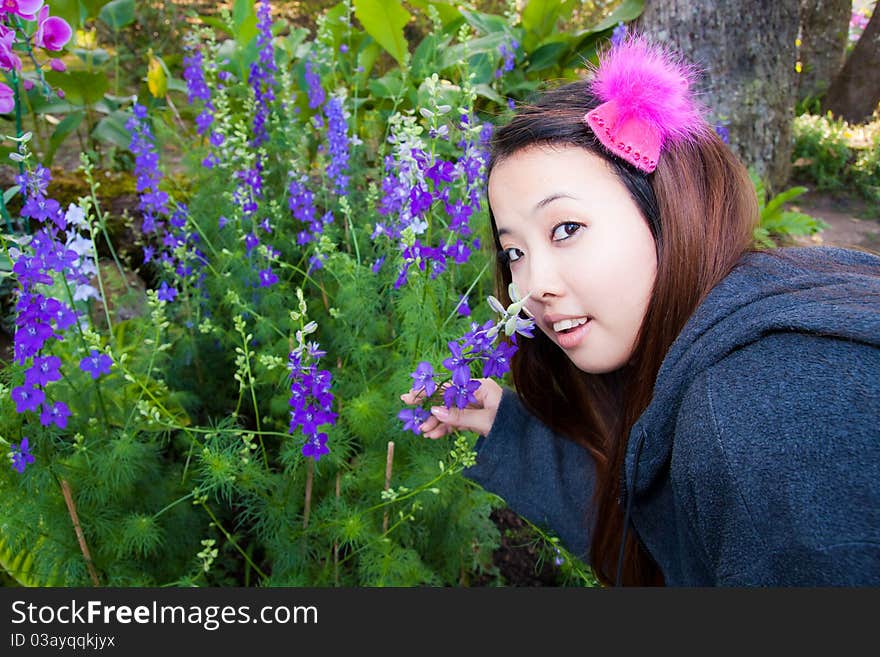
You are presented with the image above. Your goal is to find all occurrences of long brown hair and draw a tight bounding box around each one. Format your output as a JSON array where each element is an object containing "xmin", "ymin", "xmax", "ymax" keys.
[{"xmin": 486, "ymin": 80, "xmax": 759, "ymax": 586}]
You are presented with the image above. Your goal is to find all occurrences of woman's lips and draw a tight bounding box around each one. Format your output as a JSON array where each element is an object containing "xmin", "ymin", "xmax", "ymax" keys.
[{"xmin": 554, "ymin": 317, "xmax": 591, "ymax": 349}]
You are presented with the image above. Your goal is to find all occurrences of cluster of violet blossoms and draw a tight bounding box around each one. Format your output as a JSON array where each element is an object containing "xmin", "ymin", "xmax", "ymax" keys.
[
  {"xmin": 287, "ymin": 321, "xmax": 337, "ymax": 461},
  {"xmin": 373, "ymin": 110, "xmax": 490, "ymax": 290},
  {"xmin": 0, "ymin": 2, "xmax": 72, "ymax": 112},
  {"xmin": 398, "ymin": 284, "xmax": 535, "ymax": 434},
  {"xmin": 287, "ymin": 56, "xmax": 352, "ymax": 272},
  {"xmin": 7, "ymin": 166, "xmax": 114, "ymax": 471},
  {"xmin": 128, "ymin": 105, "xmax": 208, "ymax": 302}
]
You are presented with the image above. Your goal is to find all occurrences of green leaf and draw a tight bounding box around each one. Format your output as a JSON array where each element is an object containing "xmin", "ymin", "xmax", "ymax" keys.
[
  {"xmin": 48, "ymin": 0, "xmax": 85, "ymax": 30},
  {"xmin": 521, "ymin": 0, "xmax": 576, "ymax": 50},
  {"xmin": 98, "ymin": 0, "xmax": 135, "ymax": 30},
  {"xmin": 199, "ymin": 16, "xmax": 232, "ymax": 36},
  {"xmin": 82, "ymin": 0, "xmax": 114, "ymax": 18},
  {"xmin": 3, "ymin": 185, "xmax": 20, "ymax": 204},
  {"xmin": 44, "ymin": 70, "xmax": 109, "ymax": 106},
  {"xmin": 587, "ymin": 0, "xmax": 645, "ymax": 34},
  {"xmin": 472, "ymin": 83, "xmax": 506, "ymax": 105},
  {"xmin": 236, "ymin": 14, "xmax": 259, "ymax": 47},
  {"xmin": 764, "ymin": 186, "xmax": 808, "ymax": 217},
  {"xmin": 233, "ymin": 0, "xmax": 256, "ymax": 30},
  {"xmin": 527, "ymin": 40, "xmax": 570, "ymax": 72},
  {"xmin": 406, "ymin": 0, "xmax": 461, "ymax": 26},
  {"xmin": 356, "ymin": 40, "xmax": 383, "ymax": 89},
  {"xmin": 439, "ymin": 32, "xmax": 507, "ymax": 71},
  {"xmin": 411, "ymin": 31, "xmax": 453, "ymax": 81},
  {"xmin": 44, "ymin": 111, "xmax": 84, "ymax": 167},
  {"xmin": 353, "ymin": 0, "xmax": 411, "ymax": 65},
  {"xmin": 368, "ymin": 70, "xmax": 405, "ymax": 100},
  {"xmin": 459, "ymin": 9, "xmax": 507, "ymax": 35},
  {"xmin": 92, "ymin": 110, "xmax": 134, "ymax": 149}
]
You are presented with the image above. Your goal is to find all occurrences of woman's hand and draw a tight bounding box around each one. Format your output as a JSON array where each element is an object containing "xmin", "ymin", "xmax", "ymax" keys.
[{"xmin": 400, "ymin": 378, "xmax": 503, "ymax": 439}]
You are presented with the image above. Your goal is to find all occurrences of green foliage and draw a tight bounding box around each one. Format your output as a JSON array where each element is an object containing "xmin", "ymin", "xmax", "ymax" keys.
[
  {"xmin": 750, "ymin": 170, "xmax": 829, "ymax": 249},
  {"xmin": 792, "ymin": 112, "xmax": 880, "ymax": 203}
]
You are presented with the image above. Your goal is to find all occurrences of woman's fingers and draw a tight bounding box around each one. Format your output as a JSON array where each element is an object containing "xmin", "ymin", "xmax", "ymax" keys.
[{"xmin": 400, "ymin": 378, "xmax": 504, "ymax": 438}]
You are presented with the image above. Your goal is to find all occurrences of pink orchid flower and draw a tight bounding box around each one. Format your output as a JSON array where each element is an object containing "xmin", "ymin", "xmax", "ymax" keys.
[
  {"xmin": 0, "ymin": 0, "xmax": 44, "ymax": 20},
  {"xmin": 0, "ymin": 82, "xmax": 14, "ymax": 114},
  {"xmin": 34, "ymin": 5, "xmax": 71, "ymax": 51},
  {"xmin": 0, "ymin": 25, "xmax": 21, "ymax": 71}
]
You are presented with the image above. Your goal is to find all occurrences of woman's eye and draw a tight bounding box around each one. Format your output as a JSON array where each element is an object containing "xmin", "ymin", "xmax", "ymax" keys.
[
  {"xmin": 499, "ymin": 247, "xmax": 523, "ymax": 264},
  {"xmin": 551, "ymin": 222, "xmax": 582, "ymax": 241}
]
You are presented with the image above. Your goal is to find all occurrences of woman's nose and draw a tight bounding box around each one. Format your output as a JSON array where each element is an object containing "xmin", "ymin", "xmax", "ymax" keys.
[{"xmin": 524, "ymin": 252, "xmax": 564, "ymax": 301}]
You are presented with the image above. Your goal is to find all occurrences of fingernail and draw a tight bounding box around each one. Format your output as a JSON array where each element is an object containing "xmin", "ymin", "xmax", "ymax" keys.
[{"xmin": 430, "ymin": 406, "xmax": 448, "ymax": 419}]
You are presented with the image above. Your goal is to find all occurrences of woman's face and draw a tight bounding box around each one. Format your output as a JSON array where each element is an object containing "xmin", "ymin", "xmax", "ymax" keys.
[{"xmin": 488, "ymin": 144, "xmax": 658, "ymax": 374}]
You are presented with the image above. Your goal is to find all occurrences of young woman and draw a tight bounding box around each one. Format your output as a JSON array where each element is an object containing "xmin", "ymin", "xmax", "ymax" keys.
[{"xmin": 402, "ymin": 37, "xmax": 880, "ymax": 586}]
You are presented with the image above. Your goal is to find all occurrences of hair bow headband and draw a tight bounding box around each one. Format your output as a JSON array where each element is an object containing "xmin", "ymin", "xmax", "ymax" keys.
[{"xmin": 583, "ymin": 36, "xmax": 707, "ymax": 173}]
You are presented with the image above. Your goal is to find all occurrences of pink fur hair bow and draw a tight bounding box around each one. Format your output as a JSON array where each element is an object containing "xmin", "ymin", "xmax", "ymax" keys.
[{"xmin": 584, "ymin": 36, "xmax": 707, "ymax": 173}]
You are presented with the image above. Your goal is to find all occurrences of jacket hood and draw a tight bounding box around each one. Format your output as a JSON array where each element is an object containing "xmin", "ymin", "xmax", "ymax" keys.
[{"xmin": 623, "ymin": 246, "xmax": 880, "ymax": 505}]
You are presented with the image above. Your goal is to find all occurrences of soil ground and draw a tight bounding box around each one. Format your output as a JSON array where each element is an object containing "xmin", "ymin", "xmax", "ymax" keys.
[{"xmin": 788, "ymin": 189, "xmax": 880, "ymax": 253}]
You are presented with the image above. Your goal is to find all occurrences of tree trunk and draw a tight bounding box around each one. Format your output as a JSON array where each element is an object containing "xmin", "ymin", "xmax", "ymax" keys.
[
  {"xmin": 823, "ymin": 6, "xmax": 880, "ymax": 123},
  {"xmin": 797, "ymin": 0, "xmax": 851, "ymax": 106},
  {"xmin": 636, "ymin": 0, "xmax": 801, "ymax": 194}
]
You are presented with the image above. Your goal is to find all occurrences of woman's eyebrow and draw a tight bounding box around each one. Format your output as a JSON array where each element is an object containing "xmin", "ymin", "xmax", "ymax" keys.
[{"xmin": 534, "ymin": 192, "xmax": 578, "ymax": 213}]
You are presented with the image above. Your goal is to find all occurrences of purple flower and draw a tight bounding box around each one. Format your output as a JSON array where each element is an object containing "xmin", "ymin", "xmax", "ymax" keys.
[
  {"xmin": 302, "ymin": 433, "xmax": 329, "ymax": 461},
  {"xmin": 258, "ymin": 267, "xmax": 278, "ymax": 287},
  {"xmin": 714, "ymin": 121, "xmax": 730, "ymax": 145},
  {"xmin": 482, "ymin": 341, "xmax": 517, "ymax": 379},
  {"xmin": 410, "ymin": 361, "xmax": 437, "ymax": 397},
  {"xmin": 443, "ymin": 366, "xmax": 480, "ymax": 410},
  {"xmin": 442, "ymin": 340, "xmax": 470, "ymax": 378},
  {"xmin": 12, "ymin": 385, "xmax": 45, "ymax": 413},
  {"xmin": 40, "ymin": 401, "xmax": 70, "ymax": 429},
  {"xmin": 24, "ymin": 355, "xmax": 62, "ymax": 387},
  {"xmin": 611, "ymin": 22, "xmax": 627, "ymax": 47},
  {"xmin": 10, "ymin": 438, "xmax": 35, "ymax": 474},
  {"xmin": 79, "ymin": 349, "xmax": 112, "ymax": 379},
  {"xmin": 157, "ymin": 281, "xmax": 178, "ymax": 302},
  {"xmin": 456, "ymin": 295, "xmax": 471, "ymax": 317},
  {"xmin": 398, "ymin": 407, "xmax": 430, "ymax": 435},
  {"xmin": 304, "ymin": 59, "xmax": 325, "ymax": 109}
]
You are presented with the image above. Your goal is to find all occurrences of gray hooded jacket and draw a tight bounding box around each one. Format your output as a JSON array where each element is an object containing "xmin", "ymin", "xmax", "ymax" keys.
[{"xmin": 464, "ymin": 246, "xmax": 880, "ymax": 585}]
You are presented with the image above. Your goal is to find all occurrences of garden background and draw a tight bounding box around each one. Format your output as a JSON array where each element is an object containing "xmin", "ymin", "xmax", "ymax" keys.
[{"xmin": 0, "ymin": 0, "xmax": 877, "ymax": 588}]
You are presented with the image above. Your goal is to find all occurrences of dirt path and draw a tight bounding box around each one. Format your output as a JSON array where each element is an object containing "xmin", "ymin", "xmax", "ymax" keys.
[{"xmin": 788, "ymin": 190, "xmax": 880, "ymax": 253}]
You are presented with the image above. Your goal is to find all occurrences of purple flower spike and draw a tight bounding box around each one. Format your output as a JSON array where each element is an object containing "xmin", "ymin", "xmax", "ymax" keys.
[
  {"xmin": 79, "ymin": 349, "xmax": 113, "ymax": 380},
  {"xmin": 410, "ymin": 361, "xmax": 437, "ymax": 398},
  {"xmin": 11, "ymin": 438, "xmax": 35, "ymax": 474}
]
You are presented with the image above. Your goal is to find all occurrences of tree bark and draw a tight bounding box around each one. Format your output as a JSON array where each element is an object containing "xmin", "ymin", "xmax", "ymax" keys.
[
  {"xmin": 636, "ymin": 0, "xmax": 801, "ymax": 193},
  {"xmin": 823, "ymin": 6, "xmax": 880, "ymax": 123},
  {"xmin": 797, "ymin": 0, "xmax": 851, "ymax": 105}
]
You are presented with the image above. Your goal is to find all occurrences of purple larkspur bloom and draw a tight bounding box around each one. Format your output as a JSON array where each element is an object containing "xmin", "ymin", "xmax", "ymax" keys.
[
  {"xmin": 324, "ymin": 96, "xmax": 350, "ymax": 194},
  {"xmin": 443, "ymin": 366, "xmax": 480, "ymax": 410},
  {"xmin": 157, "ymin": 281, "xmax": 178, "ymax": 302},
  {"xmin": 11, "ymin": 385, "xmax": 45, "ymax": 413},
  {"xmin": 258, "ymin": 267, "xmax": 278, "ymax": 287},
  {"xmin": 410, "ymin": 361, "xmax": 437, "ymax": 397},
  {"xmin": 482, "ymin": 340, "xmax": 517, "ymax": 379},
  {"xmin": 397, "ymin": 407, "xmax": 430, "ymax": 435},
  {"xmin": 24, "ymin": 355, "xmax": 62, "ymax": 387},
  {"xmin": 40, "ymin": 400, "xmax": 70, "ymax": 429},
  {"xmin": 10, "ymin": 438, "xmax": 35, "ymax": 474},
  {"xmin": 304, "ymin": 59, "xmax": 325, "ymax": 109},
  {"xmin": 79, "ymin": 349, "xmax": 112, "ymax": 379},
  {"xmin": 302, "ymin": 433, "xmax": 329, "ymax": 461}
]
